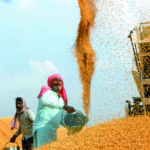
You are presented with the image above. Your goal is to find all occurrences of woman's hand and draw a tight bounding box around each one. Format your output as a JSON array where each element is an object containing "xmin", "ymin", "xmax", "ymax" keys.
[{"xmin": 63, "ymin": 105, "xmax": 76, "ymax": 113}]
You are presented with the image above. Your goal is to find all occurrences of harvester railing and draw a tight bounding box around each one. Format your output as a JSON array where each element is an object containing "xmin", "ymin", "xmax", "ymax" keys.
[
  {"xmin": 128, "ymin": 31, "xmax": 142, "ymax": 80},
  {"xmin": 129, "ymin": 22, "xmax": 150, "ymax": 115}
]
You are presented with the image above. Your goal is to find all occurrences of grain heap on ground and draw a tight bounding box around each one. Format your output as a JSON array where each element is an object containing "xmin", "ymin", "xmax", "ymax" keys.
[
  {"xmin": 1, "ymin": 116, "xmax": 150, "ymax": 150},
  {"xmin": 0, "ymin": 117, "xmax": 22, "ymax": 150},
  {"xmin": 0, "ymin": 117, "xmax": 68, "ymax": 150},
  {"xmin": 35, "ymin": 116, "xmax": 150, "ymax": 150}
]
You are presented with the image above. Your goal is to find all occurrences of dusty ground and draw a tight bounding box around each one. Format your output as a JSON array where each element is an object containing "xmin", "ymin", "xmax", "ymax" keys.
[{"xmin": 1, "ymin": 116, "xmax": 150, "ymax": 150}]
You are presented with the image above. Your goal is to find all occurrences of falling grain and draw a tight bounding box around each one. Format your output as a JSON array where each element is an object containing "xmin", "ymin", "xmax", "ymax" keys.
[{"xmin": 76, "ymin": 0, "xmax": 97, "ymax": 116}]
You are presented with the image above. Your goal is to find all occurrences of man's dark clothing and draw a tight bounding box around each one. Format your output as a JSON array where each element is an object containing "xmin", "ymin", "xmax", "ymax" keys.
[{"xmin": 22, "ymin": 136, "xmax": 33, "ymax": 150}]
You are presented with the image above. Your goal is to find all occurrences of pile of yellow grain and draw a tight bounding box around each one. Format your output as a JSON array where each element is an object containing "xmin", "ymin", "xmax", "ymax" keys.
[
  {"xmin": 36, "ymin": 116, "xmax": 150, "ymax": 150},
  {"xmin": 0, "ymin": 117, "xmax": 22, "ymax": 150},
  {"xmin": 0, "ymin": 117, "xmax": 68, "ymax": 150},
  {"xmin": 1, "ymin": 116, "xmax": 150, "ymax": 150}
]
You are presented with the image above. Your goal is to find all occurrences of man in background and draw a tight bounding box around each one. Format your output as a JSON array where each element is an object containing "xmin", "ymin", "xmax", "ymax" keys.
[{"xmin": 10, "ymin": 97, "xmax": 35, "ymax": 150}]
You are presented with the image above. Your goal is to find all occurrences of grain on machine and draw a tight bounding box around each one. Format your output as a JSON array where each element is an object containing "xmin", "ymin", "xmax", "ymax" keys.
[{"xmin": 126, "ymin": 22, "xmax": 150, "ymax": 117}]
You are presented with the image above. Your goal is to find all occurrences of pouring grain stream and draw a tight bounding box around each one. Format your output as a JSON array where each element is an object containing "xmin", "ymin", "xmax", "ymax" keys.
[{"xmin": 75, "ymin": 0, "xmax": 97, "ymax": 116}]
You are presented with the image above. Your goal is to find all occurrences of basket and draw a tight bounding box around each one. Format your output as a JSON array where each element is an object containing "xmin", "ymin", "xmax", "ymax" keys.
[
  {"xmin": 3, "ymin": 142, "xmax": 20, "ymax": 150},
  {"xmin": 64, "ymin": 110, "xmax": 88, "ymax": 135}
]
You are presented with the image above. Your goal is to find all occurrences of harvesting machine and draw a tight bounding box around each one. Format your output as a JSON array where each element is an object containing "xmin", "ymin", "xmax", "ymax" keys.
[{"xmin": 125, "ymin": 22, "xmax": 150, "ymax": 117}]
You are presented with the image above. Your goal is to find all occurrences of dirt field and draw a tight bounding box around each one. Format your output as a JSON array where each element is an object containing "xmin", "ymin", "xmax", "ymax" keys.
[{"xmin": 1, "ymin": 116, "xmax": 150, "ymax": 150}]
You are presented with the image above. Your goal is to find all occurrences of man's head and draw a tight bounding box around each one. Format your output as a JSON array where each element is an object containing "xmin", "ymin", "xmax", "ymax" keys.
[
  {"xmin": 51, "ymin": 77, "xmax": 63, "ymax": 93},
  {"xmin": 47, "ymin": 74, "xmax": 68, "ymax": 104},
  {"xmin": 16, "ymin": 97, "xmax": 23, "ymax": 112},
  {"xmin": 48, "ymin": 74, "xmax": 64, "ymax": 93}
]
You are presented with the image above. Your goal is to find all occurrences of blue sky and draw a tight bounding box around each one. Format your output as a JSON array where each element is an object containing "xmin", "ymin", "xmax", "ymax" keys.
[{"xmin": 0, "ymin": 0, "xmax": 150, "ymax": 126}]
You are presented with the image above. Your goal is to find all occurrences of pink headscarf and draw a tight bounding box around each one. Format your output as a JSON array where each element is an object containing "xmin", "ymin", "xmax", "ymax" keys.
[
  {"xmin": 11, "ymin": 97, "xmax": 29, "ymax": 130},
  {"xmin": 37, "ymin": 74, "xmax": 68, "ymax": 105}
]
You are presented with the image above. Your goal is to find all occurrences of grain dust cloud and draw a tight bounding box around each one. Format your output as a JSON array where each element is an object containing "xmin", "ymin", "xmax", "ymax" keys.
[{"xmin": 75, "ymin": 0, "xmax": 97, "ymax": 116}]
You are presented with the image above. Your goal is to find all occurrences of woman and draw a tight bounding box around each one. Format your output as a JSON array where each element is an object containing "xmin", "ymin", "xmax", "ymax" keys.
[{"xmin": 33, "ymin": 74, "xmax": 75, "ymax": 148}]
